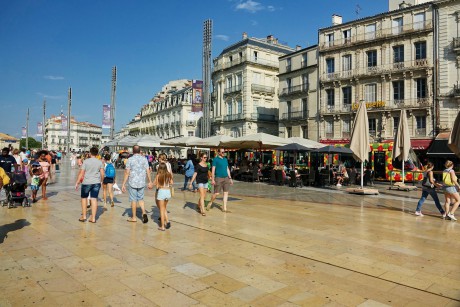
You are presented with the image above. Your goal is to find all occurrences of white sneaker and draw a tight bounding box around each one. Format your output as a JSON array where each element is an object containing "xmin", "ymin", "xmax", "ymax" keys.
[
  {"xmin": 336, "ymin": 183, "xmax": 342, "ymax": 187},
  {"xmin": 415, "ymin": 211, "xmax": 423, "ymax": 216},
  {"xmin": 447, "ymin": 213, "xmax": 457, "ymax": 221}
]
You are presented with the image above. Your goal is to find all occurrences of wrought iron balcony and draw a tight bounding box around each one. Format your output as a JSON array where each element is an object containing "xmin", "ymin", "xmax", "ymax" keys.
[
  {"xmin": 251, "ymin": 84, "xmax": 275, "ymax": 94},
  {"xmin": 280, "ymin": 83, "xmax": 309, "ymax": 96},
  {"xmin": 454, "ymin": 84, "xmax": 460, "ymax": 97},
  {"xmin": 319, "ymin": 19, "xmax": 432, "ymax": 51},
  {"xmin": 415, "ymin": 128, "xmax": 426, "ymax": 136},
  {"xmin": 319, "ymin": 59, "xmax": 431, "ymax": 82},
  {"xmin": 250, "ymin": 113, "xmax": 277, "ymax": 122},
  {"xmin": 223, "ymin": 114, "xmax": 244, "ymax": 122},
  {"xmin": 224, "ymin": 84, "xmax": 242, "ymax": 95},
  {"xmin": 453, "ymin": 37, "xmax": 460, "ymax": 50},
  {"xmin": 280, "ymin": 111, "xmax": 308, "ymax": 121}
]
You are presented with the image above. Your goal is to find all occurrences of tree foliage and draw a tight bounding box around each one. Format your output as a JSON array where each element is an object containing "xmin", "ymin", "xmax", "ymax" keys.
[{"xmin": 19, "ymin": 137, "xmax": 42, "ymax": 149}]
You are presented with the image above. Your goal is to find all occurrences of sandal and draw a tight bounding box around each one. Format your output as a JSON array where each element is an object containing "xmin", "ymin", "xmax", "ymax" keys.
[
  {"xmin": 127, "ymin": 219, "xmax": 137, "ymax": 223},
  {"xmin": 158, "ymin": 227, "xmax": 165, "ymax": 231},
  {"xmin": 201, "ymin": 213, "xmax": 206, "ymax": 216},
  {"xmin": 78, "ymin": 218, "xmax": 86, "ymax": 222}
]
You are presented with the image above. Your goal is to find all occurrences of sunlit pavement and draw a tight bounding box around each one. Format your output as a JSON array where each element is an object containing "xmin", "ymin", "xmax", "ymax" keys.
[{"xmin": 0, "ymin": 161, "xmax": 459, "ymax": 306}]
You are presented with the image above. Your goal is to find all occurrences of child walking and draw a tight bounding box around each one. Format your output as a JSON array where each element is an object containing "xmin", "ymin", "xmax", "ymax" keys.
[{"xmin": 154, "ymin": 162, "xmax": 173, "ymax": 231}]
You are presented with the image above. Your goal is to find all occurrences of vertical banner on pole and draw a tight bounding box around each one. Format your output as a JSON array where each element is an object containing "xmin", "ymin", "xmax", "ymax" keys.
[
  {"xmin": 192, "ymin": 80, "xmax": 203, "ymax": 112},
  {"xmin": 61, "ymin": 114, "xmax": 67, "ymax": 131},
  {"xmin": 102, "ymin": 104, "xmax": 111, "ymax": 128},
  {"xmin": 37, "ymin": 122, "xmax": 43, "ymax": 137},
  {"xmin": 21, "ymin": 127, "xmax": 26, "ymax": 139}
]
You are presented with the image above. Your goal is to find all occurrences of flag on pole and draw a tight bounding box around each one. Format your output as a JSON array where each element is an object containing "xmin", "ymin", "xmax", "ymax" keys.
[
  {"xmin": 61, "ymin": 114, "xmax": 67, "ymax": 131},
  {"xmin": 37, "ymin": 122, "xmax": 43, "ymax": 137},
  {"xmin": 21, "ymin": 127, "xmax": 26, "ymax": 139},
  {"xmin": 102, "ymin": 104, "xmax": 111, "ymax": 128}
]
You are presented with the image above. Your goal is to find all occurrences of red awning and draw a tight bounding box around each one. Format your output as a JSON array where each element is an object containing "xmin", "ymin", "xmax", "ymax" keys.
[{"xmin": 411, "ymin": 139, "xmax": 433, "ymax": 150}]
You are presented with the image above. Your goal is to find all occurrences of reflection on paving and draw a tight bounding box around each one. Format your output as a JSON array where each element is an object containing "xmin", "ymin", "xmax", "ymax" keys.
[{"xmin": 0, "ymin": 162, "xmax": 459, "ymax": 306}]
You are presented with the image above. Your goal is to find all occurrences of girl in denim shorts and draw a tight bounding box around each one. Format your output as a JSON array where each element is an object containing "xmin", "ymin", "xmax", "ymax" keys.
[{"xmin": 154, "ymin": 163, "xmax": 173, "ymax": 231}]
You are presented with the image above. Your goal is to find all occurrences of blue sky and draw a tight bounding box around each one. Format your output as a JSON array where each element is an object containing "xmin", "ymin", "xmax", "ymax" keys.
[{"xmin": 0, "ymin": 0, "xmax": 388, "ymax": 139}]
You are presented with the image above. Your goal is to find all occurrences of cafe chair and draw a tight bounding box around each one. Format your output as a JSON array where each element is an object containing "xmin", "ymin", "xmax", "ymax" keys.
[{"xmin": 289, "ymin": 171, "xmax": 303, "ymax": 188}]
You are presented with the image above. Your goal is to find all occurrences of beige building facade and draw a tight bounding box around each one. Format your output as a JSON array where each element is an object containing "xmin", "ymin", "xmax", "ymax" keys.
[
  {"xmin": 44, "ymin": 115, "xmax": 102, "ymax": 151},
  {"xmin": 278, "ymin": 45, "xmax": 319, "ymax": 140},
  {"xmin": 211, "ymin": 34, "xmax": 294, "ymax": 137},
  {"xmin": 318, "ymin": 2, "xmax": 435, "ymax": 149}
]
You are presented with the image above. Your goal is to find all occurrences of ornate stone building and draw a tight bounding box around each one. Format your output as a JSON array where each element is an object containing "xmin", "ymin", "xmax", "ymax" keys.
[
  {"xmin": 318, "ymin": 2, "xmax": 435, "ymax": 151},
  {"xmin": 278, "ymin": 45, "xmax": 318, "ymax": 140},
  {"xmin": 211, "ymin": 34, "xmax": 294, "ymax": 137}
]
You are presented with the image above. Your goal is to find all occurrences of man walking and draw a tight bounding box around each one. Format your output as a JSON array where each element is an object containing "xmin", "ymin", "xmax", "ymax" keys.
[
  {"xmin": 207, "ymin": 148, "xmax": 233, "ymax": 212},
  {"xmin": 75, "ymin": 147, "xmax": 104, "ymax": 223},
  {"xmin": 122, "ymin": 145, "xmax": 153, "ymax": 223}
]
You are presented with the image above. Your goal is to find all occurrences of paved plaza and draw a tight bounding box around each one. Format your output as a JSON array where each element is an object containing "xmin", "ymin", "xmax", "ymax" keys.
[{"xmin": 0, "ymin": 161, "xmax": 459, "ymax": 306}]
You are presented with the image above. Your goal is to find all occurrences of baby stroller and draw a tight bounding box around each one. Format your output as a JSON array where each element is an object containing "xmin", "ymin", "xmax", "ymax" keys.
[{"xmin": 2, "ymin": 170, "xmax": 30, "ymax": 208}]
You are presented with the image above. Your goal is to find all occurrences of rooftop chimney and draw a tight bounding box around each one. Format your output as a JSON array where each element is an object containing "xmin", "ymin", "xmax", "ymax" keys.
[
  {"xmin": 399, "ymin": 1, "xmax": 410, "ymax": 9},
  {"xmin": 295, "ymin": 45, "xmax": 302, "ymax": 51},
  {"xmin": 242, "ymin": 32, "xmax": 248, "ymax": 39},
  {"xmin": 332, "ymin": 14, "xmax": 343, "ymax": 25},
  {"xmin": 267, "ymin": 34, "xmax": 274, "ymax": 43}
]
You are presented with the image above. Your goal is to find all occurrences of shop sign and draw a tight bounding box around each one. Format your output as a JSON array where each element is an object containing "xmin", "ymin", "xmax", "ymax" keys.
[{"xmin": 352, "ymin": 101, "xmax": 385, "ymax": 110}]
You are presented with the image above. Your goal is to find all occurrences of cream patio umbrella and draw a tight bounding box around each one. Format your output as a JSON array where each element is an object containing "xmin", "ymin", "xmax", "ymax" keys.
[
  {"xmin": 221, "ymin": 133, "xmax": 290, "ymax": 150},
  {"xmin": 349, "ymin": 100, "xmax": 370, "ymax": 189},
  {"xmin": 287, "ymin": 137, "xmax": 323, "ymax": 149},
  {"xmin": 192, "ymin": 135, "xmax": 234, "ymax": 148},
  {"xmin": 160, "ymin": 136, "xmax": 202, "ymax": 147},
  {"xmin": 136, "ymin": 135, "xmax": 163, "ymax": 148},
  {"xmin": 448, "ymin": 111, "xmax": 460, "ymax": 157},
  {"xmin": 392, "ymin": 108, "xmax": 411, "ymax": 184}
]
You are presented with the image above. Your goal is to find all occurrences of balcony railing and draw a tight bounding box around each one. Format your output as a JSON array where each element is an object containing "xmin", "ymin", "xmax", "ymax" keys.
[
  {"xmin": 280, "ymin": 111, "xmax": 308, "ymax": 120},
  {"xmin": 280, "ymin": 83, "xmax": 309, "ymax": 96},
  {"xmin": 415, "ymin": 128, "xmax": 426, "ymax": 136},
  {"xmin": 454, "ymin": 84, "xmax": 460, "ymax": 97},
  {"xmin": 224, "ymin": 84, "xmax": 242, "ymax": 95},
  {"xmin": 453, "ymin": 37, "xmax": 460, "ymax": 50},
  {"xmin": 223, "ymin": 114, "xmax": 244, "ymax": 122},
  {"xmin": 250, "ymin": 113, "xmax": 277, "ymax": 122},
  {"xmin": 342, "ymin": 132, "xmax": 351, "ymax": 139},
  {"xmin": 320, "ymin": 59, "xmax": 431, "ymax": 82},
  {"xmin": 369, "ymin": 130, "xmax": 376, "ymax": 138},
  {"xmin": 213, "ymin": 55, "xmax": 279, "ymax": 71},
  {"xmin": 325, "ymin": 132, "xmax": 334, "ymax": 139},
  {"xmin": 319, "ymin": 20, "xmax": 432, "ymax": 51},
  {"xmin": 251, "ymin": 84, "xmax": 275, "ymax": 94}
]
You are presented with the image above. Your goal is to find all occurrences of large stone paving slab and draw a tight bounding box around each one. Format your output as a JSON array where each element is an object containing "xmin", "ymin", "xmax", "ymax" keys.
[{"xmin": 0, "ymin": 161, "xmax": 459, "ymax": 306}]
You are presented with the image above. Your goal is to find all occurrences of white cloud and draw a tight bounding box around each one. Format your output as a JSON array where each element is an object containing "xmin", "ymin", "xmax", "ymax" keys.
[
  {"xmin": 236, "ymin": 0, "xmax": 263, "ymax": 13},
  {"xmin": 251, "ymin": 20, "xmax": 258, "ymax": 26},
  {"xmin": 215, "ymin": 34, "xmax": 230, "ymax": 41},
  {"xmin": 267, "ymin": 5, "xmax": 275, "ymax": 12},
  {"xmin": 36, "ymin": 92, "xmax": 65, "ymax": 100},
  {"xmin": 44, "ymin": 75, "xmax": 64, "ymax": 80}
]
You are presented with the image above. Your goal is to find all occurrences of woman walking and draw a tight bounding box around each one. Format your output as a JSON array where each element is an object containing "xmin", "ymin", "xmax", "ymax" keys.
[
  {"xmin": 415, "ymin": 162, "xmax": 445, "ymax": 217},
  {"xmin": 443, "ymin": 160, "xmax": 460, "ymax": 221},
  {"xmin": 102, "ymin": 154, "xmax": 116, "ymax": 210},
  {"xmin": 154, "ymin": 163, "xmax": 173, "ymax": 231},
  {"xmin": 37, "ymin": 151, "xmax": 50, "ymax": 200},
  {"xmin": 189, "ymin": 152, "xmax": 209, "ymax": 216}
]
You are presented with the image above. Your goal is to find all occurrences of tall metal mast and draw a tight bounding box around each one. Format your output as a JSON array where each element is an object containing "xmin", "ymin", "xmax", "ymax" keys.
[
  {"xmin": 26, "ymin": 108, "xmax": 29, "ymax": 149},
  {"xmin": 43, "ymin": 99, "xmax": 46, "ymax": 149},
  {"xmin": 201, "ymin": 19, "xmax": 212, "ymax": 138},
  {"xmin": 110, "ymin": 66, "xmax": 117, "ymax": 139},
  {"xmin": 67, "ymin": 87, "xmax": 72, "ymax": 152}
]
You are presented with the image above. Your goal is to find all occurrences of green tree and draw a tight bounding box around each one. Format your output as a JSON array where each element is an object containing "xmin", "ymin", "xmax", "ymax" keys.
[{"xmin": 19, "ymin": 137, "xmax": 42, "ymax": 149}]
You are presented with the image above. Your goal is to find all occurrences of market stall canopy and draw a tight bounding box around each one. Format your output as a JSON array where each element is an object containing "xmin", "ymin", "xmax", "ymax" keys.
[
  {"xmin": 315, "ymin": 145, "xmax": 353, "ymax": 154},
  {"xmin": 287, "ymin": 137, "xmax": 323, "ymax": 149},
  {"xmin": 136, "ymin": 135, "xmax": 163, "ymax": 148},
  {"xmin": 160, "ymin": 136, "xmax": 202, "ymax": 147},
  {"xmin": 192, "ymin": 135, "xmax": 234, "ymax": 148},
  {"xmin": 117, "ymin": 135, "xmax": 138, "ymax": 147},
  {"xmin": 448, "ymin": 111, "xmax": 460, "ymax": 157},
  {"xmin": 221, "ymin": 133, "xmax": 290, "ymax": 150},
  {"xmin": 274, "ymin": 143, "xmax": 313, "ymax": 152}
]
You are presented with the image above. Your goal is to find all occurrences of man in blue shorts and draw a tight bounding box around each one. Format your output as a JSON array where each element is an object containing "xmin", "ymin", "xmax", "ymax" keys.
[
  {"xmin": 122, "ymin": 145, "xmax": 153, "ymax": 223},
  {"xmin": 75, "ymin": 147, "xmax": 104, "ymax": 223},
  {"xmin": 207, "ymin": 148, "xmax": 233, "ymax": 212}
]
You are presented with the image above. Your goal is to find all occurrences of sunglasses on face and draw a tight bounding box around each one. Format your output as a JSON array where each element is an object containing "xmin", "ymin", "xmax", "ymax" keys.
[{"xmin": 202, "ymin": 156, "xmax": 208, "ymax": 159}]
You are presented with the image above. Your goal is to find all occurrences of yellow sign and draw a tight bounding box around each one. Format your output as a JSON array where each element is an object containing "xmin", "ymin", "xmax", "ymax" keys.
[{"xmin": 351, "ymin": 101, "xmax": 385, "ymax": 110}]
